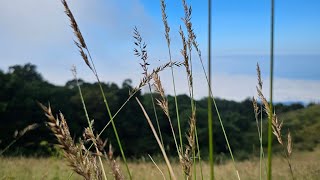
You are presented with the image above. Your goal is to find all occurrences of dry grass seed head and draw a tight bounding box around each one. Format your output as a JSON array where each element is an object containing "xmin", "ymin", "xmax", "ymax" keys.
[
  {"xmin": 252, "ymin": 97, "xmax": 259, "ymax": 118},
  {"xmin": 61, "ymin": 0, "xmax": 92, "ymax": 70},
  {"xmin": 256, "ymin": 64, "xmax": 284, "ymax": 145},
  {"xmin": 179, "ymin": 27, "xmax": 193, "ymax": 89},
  {"xmin": 272, "ymin": 114, "xmax": 283, "ymax": 145},
  {"xmin": 256, "ymin": 63, "xmax": 263, "ymax": 90},
  {"xmin": 153, "ymin": 73, "xmax": 170, "ymax": 117},
  {"xmin": 39, "ymin": 103, "xmax": 102, "ymax": 180},
  {"xmin": 14, "ymin": 123, "xmax": 39, "ymax": 138},
  {"xmin": 161, "ymin": 0, "xmax": 170, "ymax": 46},
  {"xmin": 179, "ymin": 109, "xmax": 197, "ymax": 179}
]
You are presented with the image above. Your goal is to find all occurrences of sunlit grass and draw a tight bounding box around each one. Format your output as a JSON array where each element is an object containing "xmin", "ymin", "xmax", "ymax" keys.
[{"xmin": 1, "ymin": 149, "xmax": 319, "ymax": 179}]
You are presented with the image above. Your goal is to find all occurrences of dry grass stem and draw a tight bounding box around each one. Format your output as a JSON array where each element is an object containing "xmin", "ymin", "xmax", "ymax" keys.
[
  {"xmin": 135, "ymin": 97, "xmax": 176, "ymax": 180},
  {"xmin": 287, "ymin": 131, "xmax": 292, "ymax": 156},
  {"xmin": 148, "ymin": 154, "xmax": 166, "ymax": 180}
]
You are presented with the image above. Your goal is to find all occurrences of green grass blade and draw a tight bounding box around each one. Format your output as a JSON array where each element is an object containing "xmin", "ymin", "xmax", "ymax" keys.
[
  {"xmin": 208, "ymin": 0, "xmax": 214, "ymax": 179},
  {"xmin": 268, "ymin": 0, "xmax": 275, "ymax": 179}
]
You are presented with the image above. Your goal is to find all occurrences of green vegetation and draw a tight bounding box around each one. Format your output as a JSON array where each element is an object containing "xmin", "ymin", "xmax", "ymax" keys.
[{"xmin": 0, "ymin": 63, "xmax": 315, "ymax": 160}]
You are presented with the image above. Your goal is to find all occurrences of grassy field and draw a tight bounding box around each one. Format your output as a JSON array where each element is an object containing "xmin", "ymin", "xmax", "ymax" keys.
[{"xmin": 1, "ymin": 149, "xmax": 319, "ymax": 180}]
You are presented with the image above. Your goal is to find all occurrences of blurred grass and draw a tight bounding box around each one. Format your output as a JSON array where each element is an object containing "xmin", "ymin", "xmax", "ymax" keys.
[{"xmin": 1, "ymin": 148, "xmax": 319, "ymax": 179}]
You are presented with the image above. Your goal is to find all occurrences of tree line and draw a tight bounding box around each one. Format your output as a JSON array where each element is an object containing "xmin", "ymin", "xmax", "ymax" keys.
[{"xmin": 0, "ymin": 63, "xmax": 306, "ymax": 159}]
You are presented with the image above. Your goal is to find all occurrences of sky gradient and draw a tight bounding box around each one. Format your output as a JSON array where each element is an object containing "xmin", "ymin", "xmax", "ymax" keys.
[{"xmin": 0, "ymin": 0, "xmax": 319, "ymax": 103}]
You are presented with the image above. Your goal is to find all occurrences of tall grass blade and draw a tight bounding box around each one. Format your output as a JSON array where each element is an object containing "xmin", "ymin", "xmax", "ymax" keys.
[
  {"xmin": 136, "ymin": 97, "xmax": 177, "ymax": 180},
  {"xmin": 268, "ymin": 0, "xmax": 275, "ymax": 179},
  {"xmin": 208, "ymin": 0, "xmax": 214, "ymax": 179}
]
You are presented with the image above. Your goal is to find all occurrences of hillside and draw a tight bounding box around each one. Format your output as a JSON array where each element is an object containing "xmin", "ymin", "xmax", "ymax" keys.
[{"xmin": 278, "ymin": 104, "xmax": 320, "ymax": 151}]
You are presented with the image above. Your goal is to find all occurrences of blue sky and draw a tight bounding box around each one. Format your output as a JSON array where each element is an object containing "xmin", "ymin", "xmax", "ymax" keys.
[{"xmin": 0, "ymin": 0, "xmax": 319, "ymax": 102}]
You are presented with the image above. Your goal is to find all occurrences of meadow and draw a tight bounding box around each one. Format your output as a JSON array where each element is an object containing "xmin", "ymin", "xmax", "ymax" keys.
[{"xmin": 1, "ymin": 148, "xmax": 319, "ymax": 179}]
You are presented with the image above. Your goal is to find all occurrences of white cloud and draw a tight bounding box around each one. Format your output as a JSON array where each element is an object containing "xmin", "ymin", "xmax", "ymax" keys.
[{"xmin": 149, "ymin": 71, "xmax": 320, "ymax": 103}]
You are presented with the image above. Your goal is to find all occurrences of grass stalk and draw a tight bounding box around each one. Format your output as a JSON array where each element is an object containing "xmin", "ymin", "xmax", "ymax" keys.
[
  {"xmin": 153, "ymin": 73, "xmax": 180, "ymax": 156},
  {"xmin": 148, "ymin": 154, "xmax": 166, "ymax": 180},
  {"xmin": 60, "ymin": 1, "xmax": 131, "ymax": 177},
  {"xmin": 72, "ymin": 67, "xmax": 107, "ymax": 180},
  {"xmin": 133, "ymin": 26, "xmax": 164, "ymax": 146},
  {"xmin": 160, "ymin": 0, "xmax": 183, "ymax": 152},
  {"xmin": 136, "ymin": 97, "xmax": 177, "ymax": 180},
  {"xmin": 208, "ymin": 0, "xmax": 214, "ymax": 179},
  {"xmin": 190, "ymin": 19, "xmax": 240, "ymax": 180},
  {"xmin": 267, "ymin": 0, "xmax": 275, "ymax": 179},
  {"xmin": 96, "ymin": 80, "xmax": 131, "ymax": 179},
  {"xmin": 148, "ymin": 84, "xmax": 165, "ymax": 146},
  {"xmin": 95, "ymin": 61, "xmax": 181, "ymax": 140}
]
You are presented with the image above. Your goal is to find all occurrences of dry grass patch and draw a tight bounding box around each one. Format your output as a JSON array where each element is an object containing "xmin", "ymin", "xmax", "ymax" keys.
[{"xmin": 1, "ymin": 149, "xmax": 319, "ymax": 179}]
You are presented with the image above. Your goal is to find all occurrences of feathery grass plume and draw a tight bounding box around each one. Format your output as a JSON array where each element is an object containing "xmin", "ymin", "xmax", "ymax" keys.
[
  {"xmin": 133, "ymin": 26, "xmax": 149, "ymax": 77},
  {"xmin": 39, "ymin": 103, "xmax": 102, "ymax": 180},
  {"xmin": 153, "ymin": 73, "xmax": 179, "ymax": 155},
  {"xmin": 179, "ymin": 18, "xmax": 201, "ymax": 179},
  {"xmin": 180, "ymin": 146, "xmax": 192, "ymax": 179},
  {"xmin": 179, "ymin": 26, "xmax": 192, "ymax": 90},
  {"xmin": 256, "ymin": 64, "xmax": 283, "ymax": 145},
  {"xmin": 161, "ymin": 0, "xmax": 170, "ymax": 46},
  {"xmin": 61, "ymin": 0, "xmax": 92, "ymax": 70},
  {"xmin": 107, "ymin": 144, "xmax": 124, "ymax": 180},
  {"xmin": 180, "ymin": 109, "xmax": 196, "ymax": 180},
  {"xmin": 181, "ymin": 0, "xmax": 194, "ymax": 49},
  {"xmin": 160, "ymin": 0, "xmax": 184, "ymax": 157},
  {"xmin": 136, "ymin": 97, "xmax": 177, "ymax": 180},
  {"xmin": 0, "ymin": 123, "xmax": 39, "ymax": 155},
  {"xmin": 133, "ymin": 26, "xmax": 164, "ymax": 146},
  {"xmin": 255, "ymin": 63, "xmax": 294, "ymax": 179},
  {"xmin": 272, "ymin": 115, "xmax": 283, "ymax": 145}
]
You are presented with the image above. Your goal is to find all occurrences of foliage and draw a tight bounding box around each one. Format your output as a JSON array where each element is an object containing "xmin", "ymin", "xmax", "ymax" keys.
[{"xmin": 0, "ymin": 64, "xmax": 314, "ymax": 159}]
